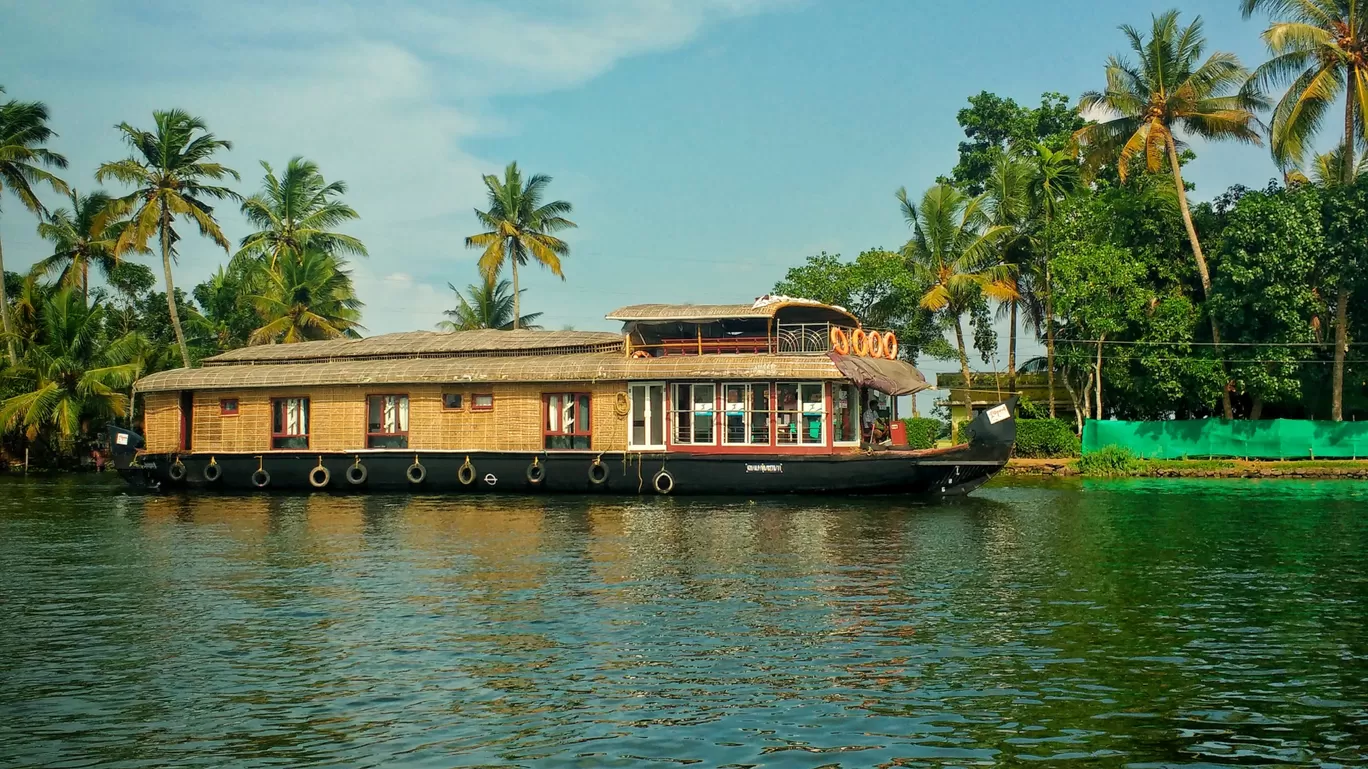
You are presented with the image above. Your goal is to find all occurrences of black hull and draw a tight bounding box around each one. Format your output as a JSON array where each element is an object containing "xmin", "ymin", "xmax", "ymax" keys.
[{"xmin": 109, "ymin": 398, "xmax": 1018, "ymax": 498}]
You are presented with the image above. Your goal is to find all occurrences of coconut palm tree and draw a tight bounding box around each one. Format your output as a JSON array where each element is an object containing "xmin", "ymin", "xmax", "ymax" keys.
[
  {"xmin": 236, "ymin": 156, "xmax": 366, "ymax": 270},
  {"xmin": 898, "ymin": 183, "xmax": 1017, "ymax": 413},
  {"xmin": 247, "ymin": 248, "xmax": 364, "ymax": 345},
  {"xmin": 95, "ymin": 109, "xmax": 239, "ymax": 369},
  {"xmin": 1075, "ymin": 10, "xmax": 1266, "ymax": 419},
  {"xmin": 0, "ymin": 87, "xmax": 69, "ymax": 366},
  {"xmin": 1242, "ymin": 0, "xmax": 1367, "ymax": 421},
  {"xmin": 465, "ymin": 162, "xmax": 576, "ymax": 330},
  {"xmin": 981, "ymin": 154, "xmax": 1033, "ymax": 393},
  {"xmin": 0, "ymin": 288, "xmax": 139, "ymax": 445},
  {"xmin": 1027, "ymin": 142, "xmax": 1081, "ymax": 418},
  {"xmin": 438, "ymin": 277, "xmax": 543, "ymax": 331},
  {"xmin": 33, "ymin": 190, "xmax": 141, "ymax": 302}
]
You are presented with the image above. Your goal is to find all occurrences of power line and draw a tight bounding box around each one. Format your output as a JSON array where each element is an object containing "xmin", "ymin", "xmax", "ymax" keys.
[{"xmin": 1056, "ymin": 339, "xmax": 1363, "ymax": 348}]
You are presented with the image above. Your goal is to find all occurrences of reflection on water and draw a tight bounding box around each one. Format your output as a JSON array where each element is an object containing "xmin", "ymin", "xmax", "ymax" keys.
[{"xmin": 3, "ymin": 476, "xmax": 1367, "ymax": 767}]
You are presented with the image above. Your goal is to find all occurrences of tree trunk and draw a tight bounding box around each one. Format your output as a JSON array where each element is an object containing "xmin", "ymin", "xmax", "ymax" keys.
[
  {"xmin": 1345, "ymin": 81, "xmax": 1357, "ymax": 186},
  {"xmin": 1063, "ymin": 367, "xmax": 1085, "ymax": 434},
  {"xmin": 1007, "ymin": 298, "xmax": 1018, "ymax": 394},
  {"xmin": 953, "ymin": 314, "xmax": 974, "ymax": 415},
  {"xmin": 1045, "ymin": 230, "xmax": 1056, "ymax": 419},
  {"xmin": 1250, "ymin": 395, "xmax": 1264, "ymax": 422},
  {"xmin": 1332, "ymin": 288, "xmax": 1349, "ymax": 421},
  {"xmin": 0, "ymin": 234, "xmax": 15, "ymax": 366},
  {"xmin": 160, "ymin": 212, "xmax": 192, "ymax": 369},
  {"xmin": 511, "ymin": 253, "xmax": 520, "ymax": 331},
  {"xmin": 1166, "ymin": 134, "xmax": 1234, "ymax": 420},
  {"xmin": 1094, "ymin": 335, "xmax": 1105, "ymax": 420}
]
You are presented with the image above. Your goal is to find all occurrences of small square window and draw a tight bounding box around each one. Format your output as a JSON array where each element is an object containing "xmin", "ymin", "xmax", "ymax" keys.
[
  {"xmin": 472, "ymin": 394, "xmax": 494, "ymax": 411},
  {"xmin": 220, "ymin": 398, "xmax": 239, "ymax": 416},
  {"xmin": 442, "ymin": 393, "xmax": 463, "ymax": 410}
]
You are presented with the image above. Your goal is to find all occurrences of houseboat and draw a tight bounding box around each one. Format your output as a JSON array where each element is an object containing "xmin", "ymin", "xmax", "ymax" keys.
[{"xmin": 110, "ymin": 298, "xmax": 1016, "ymax": 496}]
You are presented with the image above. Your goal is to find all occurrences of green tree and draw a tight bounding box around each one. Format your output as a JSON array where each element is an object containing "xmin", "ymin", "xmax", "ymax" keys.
[
  {"xmin": 236, "ymin": 156, "xmax": 365, "ymax": 270},
  {"xmin": 32, "ymin": 190, "xmax": 141, "ymax": 302},
  {"xmin": 0, "ymin": 288, "xmax": 139, "ymax": 447},
  {"xmin": 0, "ymin": 87, "xmax": 69, "ymax": 366},
  {"xmin": 898, "ymin": 183, "xmax": 1016, "ymax": 412},
  {"xmin": 1027, "ymin": 142, "xmax": 1081, "ymax": 417},
  {"xmin": 192, "ymin": 266, "xmax": 259, "ymax": 351},
  {"xmin": 981, "ymin": 154, "xmax": 1034, "ymax": 391},
  {"xmin": 438, "ymin": 277, "xmax": 543, "ymax": 331},
  {"xmin": 1209, "ymin": 183, "xmax": 1324, "ymax": 418},
  {"xmin": 1243, "ymin": 0, "xmax": 1367, "ymax": 420},
  {"xmin": 950, "ymin": 91, "xmax": 1085, "ymax": 194},
  {"xmin": 1075, "ymin": 10, "xmax": 1266, "ymax": 419},
  {"xmin": 247, "ymin": 248, "xmax": 363, "ymax": 345},
  {"xmin": 465, "ymin": 162, "xmax": 576, "ymax": 330},
  {"xmin": 96, "ymin": 109, "xmax": 239, "ymax": 369}
]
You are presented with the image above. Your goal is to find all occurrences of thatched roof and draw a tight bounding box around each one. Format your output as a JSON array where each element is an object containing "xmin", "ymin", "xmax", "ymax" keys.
[
  {"xmin": 137, "ymin": 353, "xmax": 854, "ymax": 393},
  {"xmin": 607, "ymin": 299, "xmax": 857, "ymax": 325},
  {"xmin": 203, "ymin": 329, "xmax": 625, "ymax": 366}
]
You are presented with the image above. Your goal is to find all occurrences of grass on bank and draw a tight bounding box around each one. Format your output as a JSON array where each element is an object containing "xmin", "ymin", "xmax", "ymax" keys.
[{"xmin": 1072, "ymin": 446, "xmax": 1368, "ymax": 477}]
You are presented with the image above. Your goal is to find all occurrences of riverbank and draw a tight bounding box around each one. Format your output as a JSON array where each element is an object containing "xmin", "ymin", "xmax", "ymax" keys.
[{"xmin": 1005, "ymin": 457, "xmax": 1368, "ymax": 479}]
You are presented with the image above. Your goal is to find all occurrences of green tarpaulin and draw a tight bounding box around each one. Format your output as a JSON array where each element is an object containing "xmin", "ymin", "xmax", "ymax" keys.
[{"xmin": 1083, "ymin": 419, "xmax": 1368, "ymax": 459}]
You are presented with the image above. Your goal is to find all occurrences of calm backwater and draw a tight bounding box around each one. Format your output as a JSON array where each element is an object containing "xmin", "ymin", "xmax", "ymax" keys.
[{"xmin": 2, "ymin": 476, "xmax": 1367, "ymax": 768}]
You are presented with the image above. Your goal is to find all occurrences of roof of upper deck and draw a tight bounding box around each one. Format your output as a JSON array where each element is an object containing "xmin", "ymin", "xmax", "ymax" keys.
[
  {"xmin": 606, "ymin": 297, "xmax": 857, "ymax": 325},
  {"xmin": 201, "ymin": 329, "xmax": 625, "ymax": 366}
]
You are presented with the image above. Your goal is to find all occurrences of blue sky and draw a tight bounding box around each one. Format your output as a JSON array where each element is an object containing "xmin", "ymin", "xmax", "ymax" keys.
[{"xmin": 2, "ymin": 0, "xmax": 1285, "ymax": 399}]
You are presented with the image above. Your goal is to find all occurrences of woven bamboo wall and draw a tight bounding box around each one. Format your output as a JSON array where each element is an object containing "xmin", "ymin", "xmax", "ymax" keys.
[
  {"xmin": 143, "ymin": 393, "xmax": 182, "ymax": 453},
  {"xmin": 147, "ymin": 381, "xmax": 631, "ymax": 454}
]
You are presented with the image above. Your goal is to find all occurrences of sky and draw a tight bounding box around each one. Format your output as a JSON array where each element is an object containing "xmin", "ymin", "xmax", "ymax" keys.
[{"xmin": 2, "ymin": 0, "xmax": 1288, "ymax": 408}]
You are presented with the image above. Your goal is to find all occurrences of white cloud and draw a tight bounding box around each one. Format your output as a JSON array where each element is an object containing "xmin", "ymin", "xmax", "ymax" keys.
[{"xmin": 0, "ymin": 0, "xmax": 798, "ymax": 334}]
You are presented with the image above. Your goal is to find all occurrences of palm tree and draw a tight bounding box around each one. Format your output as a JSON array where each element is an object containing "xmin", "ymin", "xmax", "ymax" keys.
[
  {"xmin": 0, "ymin": 87, "xmax": 69, "ymax": 366},
  {"xmin": 438, "ymin": 277, "xmax": 543, "ymax": 331},
  {"xmin": 1242, "ymin": 0, "xmax": 1366, "ymax": 421},
  {"xmin": 898, "ymin": 183, "xmax": 1017, "ymax": 413},
  {"xmin": 248, "ymin": 248, "xmax": 363, "ymax": 345},
  {"xmin": 465, "ymin": 162, "xmax": 576, "ymax": 329},
  {"xmin": 0, "ymin": 288, "xmax": 139, "ymax": 445},
  {"xmin": 1027, "ymin": 142, "xmax": 1081, "ymax": 418},
  {"xmin": 95, "ymin": 110, "xmax": 239, "ymax": 369},
  {"xmin": 981, "ymin": 154, "xmax": 1033, "ymax": 393},
  {"xmin": 33, "ymin": 190, "xmax": 140, "ymax": 302},
  {"xmin": 1075, "ymin": 10, "xmax": 1266, "ymax": 420},
  {"xmin": 236, "ymin": 156, "xmax": 366, "ymax": 270}
]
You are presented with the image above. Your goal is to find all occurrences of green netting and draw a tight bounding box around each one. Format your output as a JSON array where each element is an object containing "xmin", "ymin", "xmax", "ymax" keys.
[{"xmin": 1083, "ymin": 419, "xmax": 1368, "ymax": 459}]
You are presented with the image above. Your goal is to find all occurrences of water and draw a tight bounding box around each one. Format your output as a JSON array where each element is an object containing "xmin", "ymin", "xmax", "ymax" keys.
[{"xmin": 2, "ymin": 476, "xmax": 1367, "ymax": 768}]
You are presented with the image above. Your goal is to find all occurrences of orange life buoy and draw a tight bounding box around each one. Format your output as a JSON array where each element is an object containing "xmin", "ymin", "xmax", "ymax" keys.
[
  {"xmin": 830, "ymin": 327, "xmax": 850, "ymax": 355},
  {"xmin": 883, "ymin": 331, "xmax": 898, "ymax": 360},
  {"xmin": 867, "ymin": 331, "xmax": 885, "ymax": 358},
  {"xmin": 851, "ymin": 328, "xmax": 870, "ymax": 356},
  {"xmin": 631, "ymin": 350, "xmax": 651, "ymax": 359}
]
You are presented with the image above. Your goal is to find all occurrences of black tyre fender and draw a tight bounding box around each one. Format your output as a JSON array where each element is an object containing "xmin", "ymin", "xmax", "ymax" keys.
[
  {"xmin": 251, "ymin": 468, "xmax": 271, "ymax": 489},
  {"xmin": 526, "ymin": 459, "xmax": 545, "ymax": 485},
  {"xmin": 588, "ymin": 459, "xmax": 609, "ymax": 485},
  {"xmin": 168, "ymin": 459, "xmax": 187, "ymax": 482},
  {"xmin": 458, "ymin": 458, "xmax": 476, "ymax": 486},
  {"xmin": 202, "ymin": 461, "xmax": 222, "ymax": 483},
  {"xmin": 406, "ymin": 461, "xmax": 427, "ymax": 485},
  {"xmin": 652, "ymin": 469, "xmax": 674, "ymax": 495},
  {"xmin": 308, "ymin": 465, "xmax": 331, "ymax": 489},
  {"xmin": 346, "ymin": 461, "xmax": 368, "ymax": 486}
]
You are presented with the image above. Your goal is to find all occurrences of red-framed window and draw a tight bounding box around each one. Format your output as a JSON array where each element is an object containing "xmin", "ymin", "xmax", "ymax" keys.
[
  {"xmin": 722, "ymin": 382, "xmax": 772, "ymax": 445},
  {"xmin": 367, "ymin": 394, "xmax": 409, "ymax": 449},
  {"xmin": 220, "ymin": 398, "xmax": 240, "ymax": 416},
  {"xmin": 775, "ymin": 382, "xmax": 825, "ymax": 446},
  {"xmin": 270, "ymin": 398, "xmax": 310, "ymax": 449},
  {"xmin": 672, "ymin": 383, "xmax": 717, "ymax": 445},
  {"xmin": 544, "ymin": 393, "xmax": 592, "ymax": 450},
  {"xmin": 472, "ymin": 393, "xmax": 494, "ymax": 412}
]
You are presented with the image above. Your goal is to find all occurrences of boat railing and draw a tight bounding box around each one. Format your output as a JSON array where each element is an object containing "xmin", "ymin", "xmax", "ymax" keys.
[{"xmin": 629, "ymin": 323, "xmax": 890, "ymax": 357}]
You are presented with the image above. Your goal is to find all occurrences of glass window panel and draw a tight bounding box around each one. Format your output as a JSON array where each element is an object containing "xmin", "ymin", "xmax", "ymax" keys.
[
  {"xmin": 631, "ymin": 387, "xmax": 647, "ymax": 446},
  {"xmin": 648, "ymin": 385, "xmax": 664, "ymax": 446}
]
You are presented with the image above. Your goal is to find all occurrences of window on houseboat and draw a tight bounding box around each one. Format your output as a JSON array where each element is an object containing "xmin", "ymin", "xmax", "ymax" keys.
[
  {"xmin": 442, "ymin": 393, "xmax": 463, "ymax": 410},
  {"xmin": 776, "ymin": 383, "xmax": 825, "ymax": 445},
  {"xmin": 545, "ymin": 393, "xmax": 592, "ymax": 450},
  {"xmin": 472, "ymin": 393, "xmax": 494, "ymax": 411},
  {"xmin": 629, "ymin": 383, "xmax": 665, "ymax": 449},
  {"xmin": 367, "ymin": 395, "xmax": 409, "ymax": 449},
  {"xmin": 673, "ymin": 383, "xmax": 715, "ymax": 445},
  {"xmin": 220, "ymin": 398, "xmax": 239, "ymax": 416},
  {"xmin": 833, "ymin": 383, "xmax": 859, "ymax": 443},
  {"xmin": 723, "ymin": 383, "xmax": 771, "ymax": 445},
  {"xmin": 271, "ymin": 398, "xmax": 310, "ymax": 449}
]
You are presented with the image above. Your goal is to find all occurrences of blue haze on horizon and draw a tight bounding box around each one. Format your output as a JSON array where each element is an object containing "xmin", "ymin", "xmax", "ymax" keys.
[{"xmin": 2, "ymin": 0, "xmax": 1292, "ymax": 408}]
